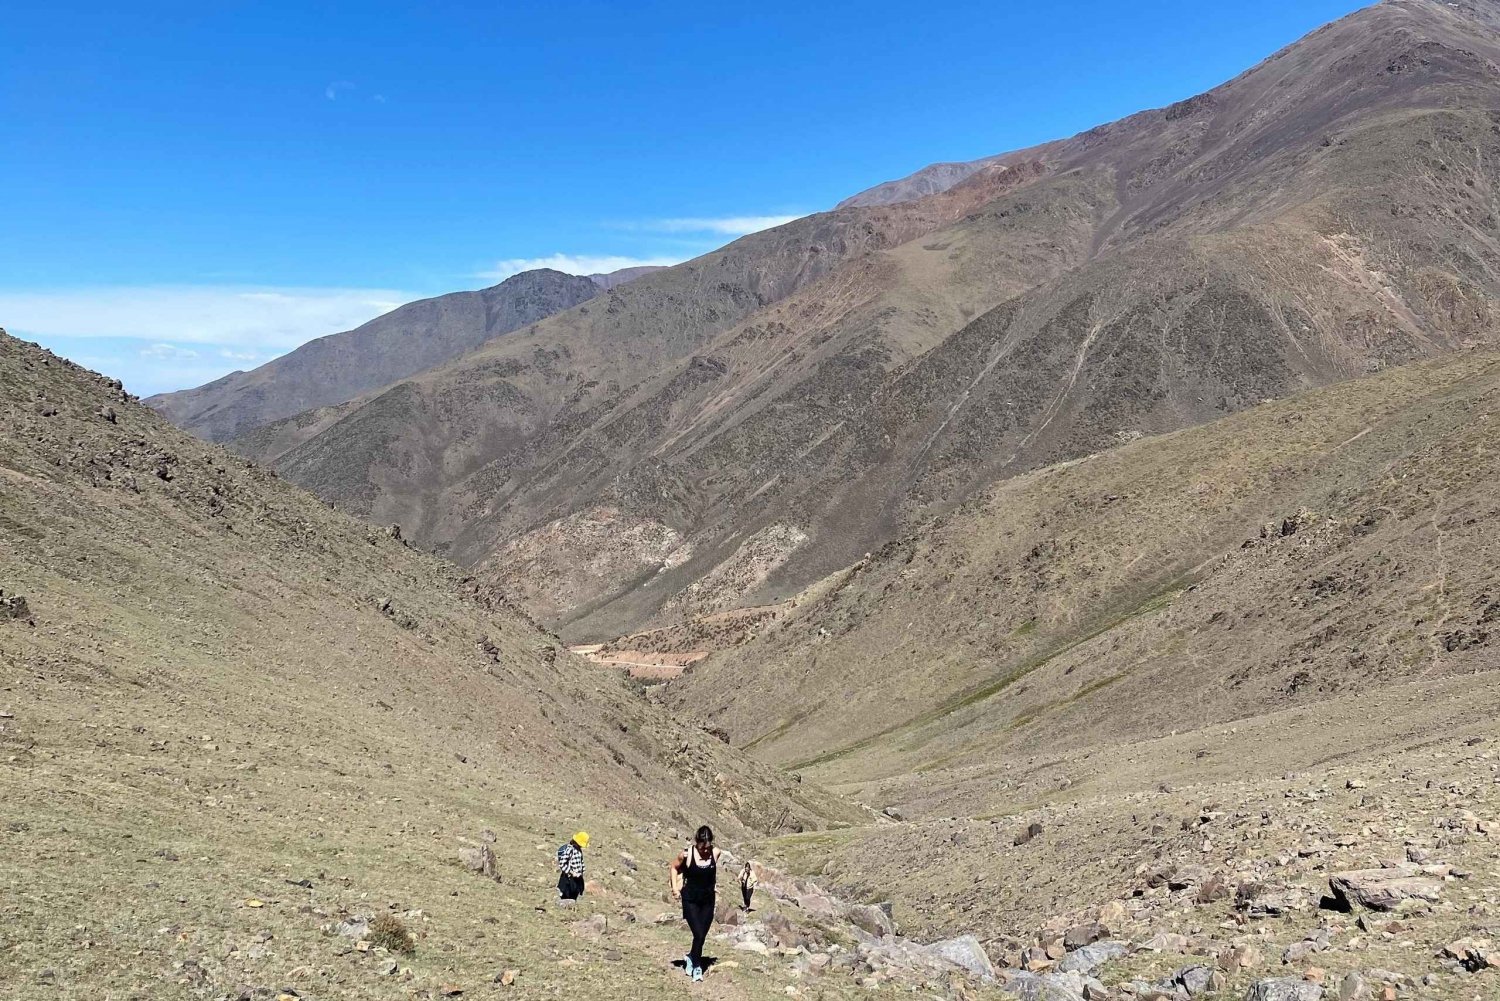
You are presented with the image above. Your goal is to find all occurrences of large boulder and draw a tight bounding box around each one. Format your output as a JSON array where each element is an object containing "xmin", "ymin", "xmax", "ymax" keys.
[
  {"xmin": 928, "ymin": 934, "xmax": 995, "ymax": 981},
  {"xmin": 1057, "ymin": 941, "xmax": 1128, "ymax": 975},
  {"xmin": 1002, "ymin": 970, "xmax": 1096, "ymax": 1001},
  {"xmin": 1327, "ymin": 867, "xmax": 1444, "ymax": 911},
  {"xmin": 845, "ymin": 902, "xmax": 896, "ymax": 938},
  {"xmin": 1236, "ymin": 882, "xmax": 1312, "ymax": 918}
]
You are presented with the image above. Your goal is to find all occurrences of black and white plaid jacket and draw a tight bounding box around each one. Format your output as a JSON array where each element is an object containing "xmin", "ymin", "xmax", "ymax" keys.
[{"xmin": 557, "ymin": 842, "xmax": 585, "ymax": 878}]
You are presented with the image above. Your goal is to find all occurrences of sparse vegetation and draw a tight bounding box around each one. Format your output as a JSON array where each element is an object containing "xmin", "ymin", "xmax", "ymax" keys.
[{"xmin": 369, "ymin": 913, "xmax": 416, "ymax": 956}]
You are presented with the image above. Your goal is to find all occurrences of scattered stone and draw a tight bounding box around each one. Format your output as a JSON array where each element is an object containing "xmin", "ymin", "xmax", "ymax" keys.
[
  {"xmin": 378, "ymin": 960, "xmax": 399, "ymax": 976},
  {"xmin": 1440, "ymin": 937, "xmax": 1493, "ymax": 972},
  {"xmin": 496, "ymin": 969, "xmax": 518, "ymax": 986}
]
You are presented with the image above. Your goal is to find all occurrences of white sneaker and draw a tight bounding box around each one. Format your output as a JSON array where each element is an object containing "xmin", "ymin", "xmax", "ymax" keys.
[
  {"xmin": 683, "ymin": 954, "xmax": 693, "ymax": 977},
  {"xmin": 692, "ymin": 966, "xmax": 704, "ymax": 982}
]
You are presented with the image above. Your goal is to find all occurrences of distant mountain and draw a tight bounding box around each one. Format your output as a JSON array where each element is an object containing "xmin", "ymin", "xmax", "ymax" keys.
[
  {"xmin": 589, "ymin": 265, "xmax": 667, "ymax": 289},
  {"xmin": 167, "ymin": 0, "xmax": 1500, "ymax": 649},
  {"xmin": 146, "ymin": 268, "xmax": 603, "ymax": 442},
  {"xmin": 836, "ymin": 158, "xmax": 1004, "ymax": 208}
]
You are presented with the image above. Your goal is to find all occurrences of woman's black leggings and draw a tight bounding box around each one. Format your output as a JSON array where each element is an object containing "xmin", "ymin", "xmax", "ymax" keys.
[
  {"xmin": 741, "ymin": 885, "xmax": 753, "ymax": 909},
  {"xmin": 682, "ymin": 896, "xmax": 715, "ymax": 966}
]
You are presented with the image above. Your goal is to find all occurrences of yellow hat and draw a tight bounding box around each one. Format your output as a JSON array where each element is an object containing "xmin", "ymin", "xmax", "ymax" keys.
[{"xmin": 574, "ymin": 831, "xmax": 590, "ymax": 848}]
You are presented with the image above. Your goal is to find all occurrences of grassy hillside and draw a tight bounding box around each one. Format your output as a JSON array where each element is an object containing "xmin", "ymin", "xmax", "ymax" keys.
[{"xmin": 0, "ymin": 330, "xmax": 897, "ymax": 1001}]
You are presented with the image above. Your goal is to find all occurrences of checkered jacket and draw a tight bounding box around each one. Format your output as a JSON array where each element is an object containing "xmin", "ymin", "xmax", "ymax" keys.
[{"xmin": 557, "ymin": 842, "xmax": 585, "ymax": 878}]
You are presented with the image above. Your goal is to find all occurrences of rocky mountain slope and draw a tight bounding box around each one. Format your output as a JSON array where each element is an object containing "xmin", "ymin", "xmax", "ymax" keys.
[
  {"xmin": 200, "ymin": 0, "xmax": 1500, "ymax": 647},
  {"xmin": 672, "ymin": 348, "xmax": 1500, "ymax": 776},
  {"xmin": 145, "ymin": 268, "xmax": 607, "ymax": 443}
]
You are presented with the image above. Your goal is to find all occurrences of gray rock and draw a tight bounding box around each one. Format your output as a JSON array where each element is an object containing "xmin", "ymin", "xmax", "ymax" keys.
[
  {"xmin": 929, "ymin": 934, "xmax": 995, "ymax": 980},
  {"xmin": 1337, "ymin": 971, "xmax": 1367, "ymax": 1000},
  {"xmin": 1002, "ymin": 970, "xmax": 1090, "ymax": 1001},
  {"xmin": 1064, "ymin": 922, "xmax": 1107, "ymax": 950},
  {"xmin": 1174, "ymin": 964, "xmax": 1214, "ymax": 996},
  {"xmin": 335, "ymin": 917, "xmax": 370, "ymax": 939},
  {"xmin": 1236, "ymin": 882, "xmax": 1312, "ymax": 918},
  {"xmin": 1058, "ymin": 941, "xmax": 1128, "ymax": 975},
  {"xmin": 1244, "ymin": 978, "xmax": 1324, "ymax": 1001}
]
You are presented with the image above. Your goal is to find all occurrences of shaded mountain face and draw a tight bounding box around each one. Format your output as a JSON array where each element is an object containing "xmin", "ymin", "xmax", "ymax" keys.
[
  {"xmin": 145, "ymin": 268, "xmax": 603, "ymax": 442},
  {"xmin": 208, "ymin": 0, "xmax": 1500, "ymax": 646}
]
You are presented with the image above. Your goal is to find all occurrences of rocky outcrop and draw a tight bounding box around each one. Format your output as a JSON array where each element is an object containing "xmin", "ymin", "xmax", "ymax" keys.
[{"xmin": 1327, "ymin": 867, "xmax": 1445, "ymax": 912}]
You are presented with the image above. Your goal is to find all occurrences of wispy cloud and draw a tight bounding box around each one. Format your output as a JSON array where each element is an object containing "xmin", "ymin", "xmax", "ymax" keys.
[
  {"xmin": 141, "ymin": 342, "xmax": 200, "ymax": 361},
  {"xmin": 618, "ymin": 214, "xmax": 804, "ymax": 238},
  {"xmin": 0, "ymin": 285, "xmax": 420, "ymax": 396},
  {"xmin": 477, "ymin": 254, "xmax": 684, "ymax": 282},
  {"xmin": 0, "ymin": 285, "xmax": 414, "ymax": 352},
  {"xmin": 325, "ymin": 80, "xmax": 356, "ymax": 101}
]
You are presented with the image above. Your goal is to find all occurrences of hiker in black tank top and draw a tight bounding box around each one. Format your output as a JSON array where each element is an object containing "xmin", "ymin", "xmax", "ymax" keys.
[{"xmin": 669, "ymin": 825, "xmax": 719, "ymax": 981}]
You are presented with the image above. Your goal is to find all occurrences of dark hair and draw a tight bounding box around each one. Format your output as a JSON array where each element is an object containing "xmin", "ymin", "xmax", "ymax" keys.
[{"xmin": 694, "ymin": 825, "xmax": 714, "ymax": 846}]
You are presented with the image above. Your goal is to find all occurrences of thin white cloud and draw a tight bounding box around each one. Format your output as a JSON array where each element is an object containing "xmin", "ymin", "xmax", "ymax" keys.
[
  {"xmin": 625, "ymin": 215, "xmax": 805, "ymax": 236},
  {"xmin": 477, "ymin": 254, "xmax": 684, "ymax": 282},
  {"xmin": 325, "ymin": 80, "xmax": 355, "ymax": 100},
  {"xmin": 141, "ymin": 342, "xmax": 199, "ymax": 361},
  {"xmin": 0, "ymin": 285, "xmax": 416, "ymax": 352}
]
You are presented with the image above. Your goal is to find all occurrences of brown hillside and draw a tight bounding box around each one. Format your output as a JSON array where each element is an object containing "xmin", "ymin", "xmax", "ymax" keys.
[{"xmin": 209, "ymin": 0, "xmax": 1500, "ymax": 649}]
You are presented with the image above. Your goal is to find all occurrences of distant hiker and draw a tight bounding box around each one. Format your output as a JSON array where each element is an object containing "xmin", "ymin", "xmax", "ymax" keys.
[
  {"xmin": 557, "ymin": 831, "xmax": 588, "ymax": 901},
  {"xmin": 738, "ymin": 860, "xmax": 757, "ymax": 911},
  {"xmin": 669, "ymin": 825, "xmax": 720, "ymax": 982}
]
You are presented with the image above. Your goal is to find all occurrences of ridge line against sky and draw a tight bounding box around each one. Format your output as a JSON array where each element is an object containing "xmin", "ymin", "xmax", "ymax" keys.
[{"xmin": 0, "ymin": 0, "xmax": 1367, "ymax": 396}]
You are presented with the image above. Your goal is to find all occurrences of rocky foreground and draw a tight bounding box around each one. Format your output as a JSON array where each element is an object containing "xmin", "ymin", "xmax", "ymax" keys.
[{"xmin": 749, "ymin": 723, "xmax": 1500, "ymax": 1001}]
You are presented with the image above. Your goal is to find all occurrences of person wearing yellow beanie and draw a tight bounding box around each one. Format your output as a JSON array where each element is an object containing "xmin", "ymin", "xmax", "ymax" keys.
[{"xmin": 556, "ymin": 831, "xmax": 589, "ymax": 901}]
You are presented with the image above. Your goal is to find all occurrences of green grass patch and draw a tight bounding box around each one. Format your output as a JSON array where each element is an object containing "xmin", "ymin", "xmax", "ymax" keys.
[{"xmin": 789, "ymin": 576, "xmax": 1192, "ymax": 771}]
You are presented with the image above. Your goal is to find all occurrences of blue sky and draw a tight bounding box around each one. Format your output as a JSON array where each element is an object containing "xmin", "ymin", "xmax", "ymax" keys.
[{"xmin": 2, "ymin": 0, "xmax": 1368, "ymax": 395}]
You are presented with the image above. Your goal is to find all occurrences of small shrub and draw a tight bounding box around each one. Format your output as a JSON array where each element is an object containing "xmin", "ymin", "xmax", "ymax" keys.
[{"xmin": 370, "ymin": 913, "xmax": 416, "ymax": 955}]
